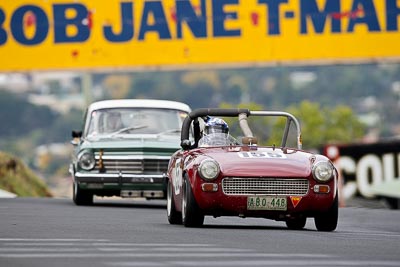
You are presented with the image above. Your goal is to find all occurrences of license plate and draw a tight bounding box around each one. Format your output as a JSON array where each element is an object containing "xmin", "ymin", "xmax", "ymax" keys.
[
  {"xmin": 87, "ymin": 183, "xmax": 104, "ymax": 189},
  {"xmin": 247, "ymin": 196, "xmax": 287, "ymax": 211}
]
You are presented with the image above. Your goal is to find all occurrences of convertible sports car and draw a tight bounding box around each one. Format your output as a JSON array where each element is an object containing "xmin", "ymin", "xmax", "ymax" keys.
[
  {"xmin": 69, "ymin": 99, "xmax": 191, "ymax": 205},
  {"xmin": 166, "ymin": 108, "xmax": 339, "ymax": 231}
]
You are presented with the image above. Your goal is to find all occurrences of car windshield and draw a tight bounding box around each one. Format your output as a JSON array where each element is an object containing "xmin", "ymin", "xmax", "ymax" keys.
[
  {"xmin": 198, "ymin": 133, "xmax": 240, "ymax": 147},
  {"xmin": 86, "ymin": 108, "xmax": 188, "ymax": 137}
]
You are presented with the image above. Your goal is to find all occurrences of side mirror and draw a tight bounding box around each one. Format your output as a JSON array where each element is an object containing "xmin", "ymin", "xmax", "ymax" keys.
[
  {"xmin": 72, "ymin": 130, "xmax": 82, "ymax": 138},
  {"xmin": 71, "ymin": 131, "xmax": 82, "ymax": 146}
]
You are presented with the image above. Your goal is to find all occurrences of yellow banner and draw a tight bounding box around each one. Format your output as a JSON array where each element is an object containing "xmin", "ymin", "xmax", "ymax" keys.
[{"xmin": 0, "ymin": 0, "xmax": 399, "ymax": 72}]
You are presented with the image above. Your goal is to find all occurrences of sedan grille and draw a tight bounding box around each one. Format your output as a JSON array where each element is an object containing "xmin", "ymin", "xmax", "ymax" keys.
[
  {"xmin": 222, "ymin": 178, "xmax": 309, "ymax": 196},
  {"xmin": 93, "ymin": 156, "xmax": 169, "ymax": 174}
]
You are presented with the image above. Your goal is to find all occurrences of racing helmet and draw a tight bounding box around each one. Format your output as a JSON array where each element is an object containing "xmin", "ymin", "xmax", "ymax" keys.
[{"xmin": 204, "ymin": 116, "xmax": 229, "ymax": 135}]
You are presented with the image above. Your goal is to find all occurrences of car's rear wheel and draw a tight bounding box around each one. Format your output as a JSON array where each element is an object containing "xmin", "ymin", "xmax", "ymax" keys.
[
  {"xmin": 314, "ymin": 193, "xmax": 338, "ymax": 232},
  {"xmin": 182, "ymin": 177, "xmax": 204, "ymax": 227},
  {"xmin": 167, "ymin": 180, "xmax": 182, "ymax": 224},
  {"xmin": 285, "ymin": 217, "xmax": 307, "ymax": 230},
  {"xmin": 73, "ymin": 181, "xmax": 93, "ymax": 206}
]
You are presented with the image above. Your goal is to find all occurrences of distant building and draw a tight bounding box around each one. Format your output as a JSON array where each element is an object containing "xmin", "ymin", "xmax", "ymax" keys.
[{"xmin": 0, "ymin": 72, "xmax": 85, "ymax": 113}]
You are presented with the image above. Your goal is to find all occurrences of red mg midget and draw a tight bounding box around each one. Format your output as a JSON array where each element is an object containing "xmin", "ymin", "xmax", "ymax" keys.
[{"xmin": 166, "ymin": 108, "xmax": 338, "ymax": 231}]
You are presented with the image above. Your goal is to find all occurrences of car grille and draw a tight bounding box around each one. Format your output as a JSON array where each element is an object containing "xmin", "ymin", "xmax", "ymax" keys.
[
  {"xmin": 93, "ymin": 157, "xmax": 169, "ymax": 174},
  {"xmin": 222, "ymin": 178, "xmax": 309, "ymax": 196}
]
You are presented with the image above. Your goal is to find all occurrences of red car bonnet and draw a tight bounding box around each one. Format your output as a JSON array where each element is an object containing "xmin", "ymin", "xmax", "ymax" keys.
[{"xmin": 193, "ymin": 146, "xmax": 313, "ymax": 178}]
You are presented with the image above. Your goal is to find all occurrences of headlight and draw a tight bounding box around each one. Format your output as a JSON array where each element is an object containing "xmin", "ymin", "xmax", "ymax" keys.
[
  {"xmin": 312, "ymin": 161, "xmax": 334, "ymax": 182},
  {"xmin": 78, "ymin": 151, "xmax": 95, "ymax": 170},
  {"xmin": 199, "ymin": 159, "xmax": 220, "ymax": 181}
]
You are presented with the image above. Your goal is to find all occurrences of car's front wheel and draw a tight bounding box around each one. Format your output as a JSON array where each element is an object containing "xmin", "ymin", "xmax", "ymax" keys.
[
  {"xmin": 181, "ymin": 177, "xmax": 204, "ymax": 227},
  {"xmin": 73, "ymin": 181, "xmax": 93, "ymax": 206},
  {"xmin": 314, "ymin": 193, "xmax": 338, "ymax": 232},
  {"xmin": 167, "ymin": 180, "xmax": 182, "ymax": 224}
]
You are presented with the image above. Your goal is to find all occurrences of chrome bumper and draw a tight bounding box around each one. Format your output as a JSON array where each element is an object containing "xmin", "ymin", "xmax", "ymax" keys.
[{"xmin": 74, "ymin": 172, "xmax": 164, "ymax": 184}]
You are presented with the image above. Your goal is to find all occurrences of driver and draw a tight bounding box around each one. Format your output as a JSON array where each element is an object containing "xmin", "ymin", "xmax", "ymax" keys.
[
  {"xmin": 105, "ymin": 112, "xmax": 123, "ymax": 132},
  {"xmin": 199, "ymin": 116, "xmax": 234, "ymax": 147},
  {"xmin": 204, "ymin": 116, "xmax": 229, "ymax": 135}
]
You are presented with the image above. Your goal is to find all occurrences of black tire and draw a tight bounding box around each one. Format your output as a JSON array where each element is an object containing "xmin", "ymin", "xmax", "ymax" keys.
[
  {"xmin": 73, "ymin": 181, "xmax": 93, "ymax": 206},
  {"xmin": 181, "ymin": 177, "xmax": 204, "ymax": 227},
  {"xmin": 286, "ymin": 217, "xmax": 307, "ymax": 230},
  {"xmin": 314, "ymin": 193, "xmax": 338, "ymax": 232},
  {"xmin": 167, "ymin": 180, "xmax": 182, "ymax": 224}
]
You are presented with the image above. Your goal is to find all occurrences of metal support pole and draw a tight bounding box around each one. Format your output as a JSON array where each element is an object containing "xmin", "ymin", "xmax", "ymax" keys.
[{"xmin": 81, "ymin": 72, "xmax": 93, "ymax": 108}]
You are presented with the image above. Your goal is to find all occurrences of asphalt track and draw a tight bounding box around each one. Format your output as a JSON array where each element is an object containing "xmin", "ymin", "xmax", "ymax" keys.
[{"xmin": 0, "ymin": 197, "xmax": 399, "ymax": 267}]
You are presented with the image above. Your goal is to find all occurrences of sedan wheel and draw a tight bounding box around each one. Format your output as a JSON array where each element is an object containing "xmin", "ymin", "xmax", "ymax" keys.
[
  {"xmin": 181, "ymin": 178, "xmax": 204, "ymax": 227},
  {"xmin": 314, "ymin": 193, "xmax": 338, "ymax": 232},
  {"xmin": 167, "ymin": 180, "xmax": 182, "ymax": 224},
  {"xmin": 73, "ymin": 181, "xmax": 93, "ymax": 206}
]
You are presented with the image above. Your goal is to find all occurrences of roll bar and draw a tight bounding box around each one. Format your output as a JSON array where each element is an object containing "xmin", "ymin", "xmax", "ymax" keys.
[{"xmin": 180, "ymin": 108, "xmax": 302, "ymax": 150}]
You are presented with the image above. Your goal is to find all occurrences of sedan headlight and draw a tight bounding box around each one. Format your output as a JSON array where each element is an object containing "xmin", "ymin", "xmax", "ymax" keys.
[
  {"xmin": 199, "ymin": 159, "xmax": 220, "ymax": 181},
  {"xmin": 312, "ymin": 161, "xmax": 334, "ymax": 182},
  {"xmin": 78, "ymin": 151, "xmax": 95, "ymax": 170}
]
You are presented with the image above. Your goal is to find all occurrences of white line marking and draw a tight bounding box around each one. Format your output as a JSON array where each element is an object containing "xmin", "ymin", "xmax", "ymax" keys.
[
  {"xmin": 0, "ymin": 238, "xmax": 108, "ymax": 242},
  {"xmin": 0, "ymin": 253, "xmax": 331, "ymax": 259},
  {"xmin": 0, "ymin": 248, "xmax": 85, "ymax": 252},
  {"xmin": 170, "ymin": 260, "xmax": 400, "ymax": 267},
  {"xmin": 96, "ymin": 247, "xmax": 249, "ymax": 252},
  {"xmin": 106, "ymin": 260, "xmax": 400, "ymax": 267}
]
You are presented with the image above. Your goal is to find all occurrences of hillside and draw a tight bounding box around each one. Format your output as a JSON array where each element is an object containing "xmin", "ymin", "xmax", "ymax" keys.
[{"xmin": 0, "ymin": 151, "xmax": 53, "ymax": 197}]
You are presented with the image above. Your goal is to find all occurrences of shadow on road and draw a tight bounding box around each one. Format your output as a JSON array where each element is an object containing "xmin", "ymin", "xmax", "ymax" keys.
[{"xmin": 91, "ymin": 198, "xmax": 167, "ymax": 209}]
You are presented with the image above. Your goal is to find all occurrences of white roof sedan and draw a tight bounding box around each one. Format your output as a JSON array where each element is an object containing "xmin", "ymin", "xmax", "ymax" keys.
[{"xmin": 70, "ymin": 99, "xmax": 191, "ymax": 205}]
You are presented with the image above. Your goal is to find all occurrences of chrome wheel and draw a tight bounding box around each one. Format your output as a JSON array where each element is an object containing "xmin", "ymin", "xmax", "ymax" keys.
[{"xmin": 167, "ymin": 180, "xmax": 181, "ymax": 224}]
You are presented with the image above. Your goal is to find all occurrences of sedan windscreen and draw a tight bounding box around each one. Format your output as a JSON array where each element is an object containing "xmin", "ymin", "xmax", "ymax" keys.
[{"xmin": 86, "ymin": 108, "xmax": 187, "ymax": 137}]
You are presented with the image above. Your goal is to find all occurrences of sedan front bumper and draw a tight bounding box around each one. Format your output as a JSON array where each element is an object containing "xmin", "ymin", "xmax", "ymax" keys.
[
  {"xmin": 74, "ymin": 172, "xmax": 166, "ymax": 198},
  {"xmin": 74, "ymin": 172, "xmax": 164, "ymax": 184}
]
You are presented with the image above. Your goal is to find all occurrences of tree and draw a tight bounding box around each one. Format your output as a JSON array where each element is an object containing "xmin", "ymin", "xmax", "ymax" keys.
[
  {"xmin": 102, "ymin": 74, "xmax": 132, "ymax": 99},
  {"xmin": 219, "ymin": 101, "xmax": 365, "ymax": 150},
  {"xmin": 268, "ymin": 101, "xmax": 366, "ymax": 149},
  {"xmin": 0, "ymin": 90, "xmax": 58, "ymax": 138}
]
